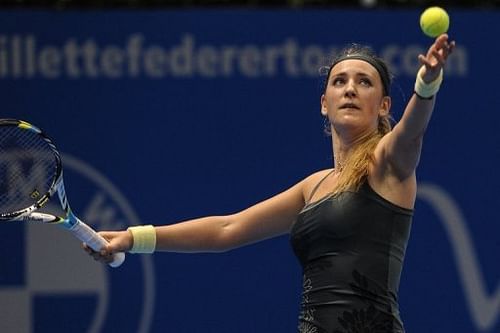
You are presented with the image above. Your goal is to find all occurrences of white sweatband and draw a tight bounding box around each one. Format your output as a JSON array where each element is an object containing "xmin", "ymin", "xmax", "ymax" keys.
[
  {"xmin": 414, "ymin": 66, "xmax": 443, "ymax": 99},
  {"xmin": 127, "ymin": 225, "xmax": 156, "ymax": 254}
]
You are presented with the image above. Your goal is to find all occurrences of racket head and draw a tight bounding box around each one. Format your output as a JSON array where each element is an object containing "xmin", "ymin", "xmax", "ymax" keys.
[{"xmin": 0, "ymin": 119, "xmax": 62, "ymax": 221}]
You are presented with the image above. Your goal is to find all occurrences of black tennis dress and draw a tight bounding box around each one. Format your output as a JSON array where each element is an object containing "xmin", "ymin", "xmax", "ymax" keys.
[{"xmin": 290, "ymin": 177, "xmax": 413, "ymax": 333}]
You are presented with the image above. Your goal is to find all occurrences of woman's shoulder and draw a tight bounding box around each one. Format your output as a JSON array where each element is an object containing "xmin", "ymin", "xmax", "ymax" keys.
[
  {"xmin": 302, "ymin": 168, "xmax": 334, "ymax": 188},
  {"xmin": 307, "ymin": 168, "xmax": 334, "ymax": 178},
  {"xmin": 297, "ymin": 168, "xmax": 335, "ymax": 204}
]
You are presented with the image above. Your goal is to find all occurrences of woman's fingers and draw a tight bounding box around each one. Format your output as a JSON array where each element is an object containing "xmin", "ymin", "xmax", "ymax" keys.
[{"xmin": 82, "ymin": 230, "xmax": 133, "ymax": 264}]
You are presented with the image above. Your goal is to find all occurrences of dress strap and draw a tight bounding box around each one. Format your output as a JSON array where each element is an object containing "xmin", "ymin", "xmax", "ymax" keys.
[{"xmin": 305, "ymin": 169, "xmax": 336, "ymax": 205}]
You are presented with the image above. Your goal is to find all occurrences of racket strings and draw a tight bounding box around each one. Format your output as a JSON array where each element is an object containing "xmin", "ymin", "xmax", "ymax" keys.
[{"xmin": 0, "ymin": 125, "xmax": 59, "ymax": 216}]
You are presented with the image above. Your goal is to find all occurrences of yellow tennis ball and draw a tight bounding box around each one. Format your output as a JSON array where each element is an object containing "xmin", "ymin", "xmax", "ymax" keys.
[{"xmin": 420, "ymin": 7, "xmax": 450, "ymax": 38}]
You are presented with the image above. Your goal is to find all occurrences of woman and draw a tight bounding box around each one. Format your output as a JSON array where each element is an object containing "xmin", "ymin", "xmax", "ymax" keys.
[{"xmin": 86, "ymin": 34, "xmax": 455, "ymax": 332}]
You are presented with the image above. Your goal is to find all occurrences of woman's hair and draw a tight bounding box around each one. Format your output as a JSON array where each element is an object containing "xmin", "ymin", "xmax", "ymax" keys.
[{"xmin": 321, "ymin": 44, "xmax": 394, "ymax": 195}]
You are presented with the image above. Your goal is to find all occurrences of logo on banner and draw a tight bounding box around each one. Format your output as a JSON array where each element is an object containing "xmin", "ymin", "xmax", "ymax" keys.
[
  {"xmin": 0, "ymin": 154, "xmax": 155, "ymax": 333},
  {"xmin": 418, "ymin": 184, "xmax": 500, "ymax": 332}
]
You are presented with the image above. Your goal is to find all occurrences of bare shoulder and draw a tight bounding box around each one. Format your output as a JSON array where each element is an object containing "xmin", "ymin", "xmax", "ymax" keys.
[
  {"xmin": 303, "ymin": 169, "xmax": 334, "ymax": 182},
  {"xmin": 302, "ymin": 168, "xmax": 334, "ymax": 199}
]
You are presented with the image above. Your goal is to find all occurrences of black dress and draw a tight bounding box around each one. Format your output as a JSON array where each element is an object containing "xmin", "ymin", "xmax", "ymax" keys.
[{"xmin": 290, "ymin": 180, "xmax": 413, "ymax": 333}]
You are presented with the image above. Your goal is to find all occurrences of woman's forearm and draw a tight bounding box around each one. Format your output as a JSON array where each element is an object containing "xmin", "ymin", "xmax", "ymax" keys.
[{"xmin": 154, "ymin": 215, "xmax": 235, "ymax": 253}]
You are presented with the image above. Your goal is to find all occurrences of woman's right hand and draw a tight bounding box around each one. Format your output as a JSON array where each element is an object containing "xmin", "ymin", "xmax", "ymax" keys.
[{"xmin": 83, "ymin": 230, "xmax": 133, "ymax": 265}]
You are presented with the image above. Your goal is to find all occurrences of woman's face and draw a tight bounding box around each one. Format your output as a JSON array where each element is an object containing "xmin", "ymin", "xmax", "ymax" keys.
[{"xmin": 321, "ymin": 59, "xmax": 390, "ymax": 138}]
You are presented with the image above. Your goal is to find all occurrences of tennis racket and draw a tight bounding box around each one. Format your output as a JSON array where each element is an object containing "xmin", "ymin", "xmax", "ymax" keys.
[{"xmin": 0, "ymin": 119, "xmax": 125, "ymax": 267}]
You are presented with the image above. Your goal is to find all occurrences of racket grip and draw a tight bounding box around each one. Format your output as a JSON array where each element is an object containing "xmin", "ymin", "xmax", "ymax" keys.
[{"xmin": 70, "ymin": 220, "xmax": 126, "ymax": 268}]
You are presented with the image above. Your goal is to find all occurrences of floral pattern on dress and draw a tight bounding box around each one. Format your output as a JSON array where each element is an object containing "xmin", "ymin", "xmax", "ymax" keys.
[
  {"xmin": 333, "ymin": 305, "xmax": 394, "ymax": 333},
  {"xmin": 348, "ymin": 270, "xmax": 387, "ymax": 306},
  {"xmin": 333, "ymin": 270, "xmax": 400, "ymax": 333},
  {"xmin": 298, "ymin": 276, "xmax": 318, "ymax": 333}
]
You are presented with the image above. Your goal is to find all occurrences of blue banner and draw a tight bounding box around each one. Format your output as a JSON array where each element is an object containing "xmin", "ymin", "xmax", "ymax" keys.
[{"xmin": 0, "ymin": 9, "xmax": 498, "ymax": 333}]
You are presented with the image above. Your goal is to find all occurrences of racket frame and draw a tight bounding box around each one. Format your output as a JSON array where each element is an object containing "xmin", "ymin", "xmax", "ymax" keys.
[
  {"xmin": 0, "ymin": 119, "xmax": 62, "ymax": 222},
  {"xmin": 0, "ymin": 119, "xmax": 125, "ymax": 267}
]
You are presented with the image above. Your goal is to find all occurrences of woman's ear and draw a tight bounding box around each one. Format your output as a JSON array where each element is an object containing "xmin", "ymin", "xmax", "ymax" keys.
[
  {"xmin": 379, "ymin": 96, "xmax": 391, "ymax": 117},
  {"xmin": 320, "ymin": 94, "xmax": 328, "ymax": 116}
]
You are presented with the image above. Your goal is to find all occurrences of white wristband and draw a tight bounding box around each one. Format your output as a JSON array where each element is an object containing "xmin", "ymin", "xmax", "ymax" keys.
[
  {"xmin": 127, "ymin": 225, "xmax": 156, "ymax": 254},
  {"xmin": 414, "ymin": 66, "xmax": 443, "ymax": 99}
]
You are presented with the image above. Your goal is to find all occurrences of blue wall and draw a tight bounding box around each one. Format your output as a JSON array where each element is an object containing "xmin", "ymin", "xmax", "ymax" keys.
[{"xmin": 0, "ymin": 9, "xmax": 499, "ymax": 333}]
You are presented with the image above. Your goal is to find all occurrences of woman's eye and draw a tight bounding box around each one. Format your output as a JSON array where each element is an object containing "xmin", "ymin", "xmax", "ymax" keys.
[
  {"xmin": 360, "ymin": 78, "xmax": 372, "ymax": 86},
  {"xmin": 332, "ymin": 77, "xmax": 344, "ymax": 85}
]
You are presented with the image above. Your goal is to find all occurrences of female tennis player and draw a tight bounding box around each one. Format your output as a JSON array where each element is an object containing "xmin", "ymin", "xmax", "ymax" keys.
[{"xmin": 85, "ymin": 34, "xmax": 455, "ymax": 332}]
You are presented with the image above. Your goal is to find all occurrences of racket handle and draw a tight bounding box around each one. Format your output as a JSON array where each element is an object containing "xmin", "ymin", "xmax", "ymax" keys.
[{"xmin": 70, "ymin": 219, "xmax": 126, "ymax": 268}]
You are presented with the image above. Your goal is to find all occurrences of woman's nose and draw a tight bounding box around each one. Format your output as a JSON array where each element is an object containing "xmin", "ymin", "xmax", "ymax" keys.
[{"xmin": 344, "ymin": 81, "xmax": 357, "ymax": 97}]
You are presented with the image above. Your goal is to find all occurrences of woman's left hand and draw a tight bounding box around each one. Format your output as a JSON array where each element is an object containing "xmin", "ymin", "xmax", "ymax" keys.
[{"xmin": 418, "ymin": 34, "xmax": 456, "ymax": 82}]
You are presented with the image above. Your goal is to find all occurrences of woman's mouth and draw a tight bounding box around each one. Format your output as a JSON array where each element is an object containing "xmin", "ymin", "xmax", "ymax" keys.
[{"xmin": 340, "ymin": 103, "xmax": 360, "ymax": 110}]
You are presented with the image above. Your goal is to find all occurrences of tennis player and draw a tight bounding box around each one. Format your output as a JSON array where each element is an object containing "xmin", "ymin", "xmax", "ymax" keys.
[{"xmin": 85, "ymin": 34, "xmax": 455, "ymax": 332}]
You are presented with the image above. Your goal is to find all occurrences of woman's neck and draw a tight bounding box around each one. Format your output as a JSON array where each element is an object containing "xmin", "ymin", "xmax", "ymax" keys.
[{"xmin": 331, "ymin": 127, "xmax": 378, "ymax": 169}]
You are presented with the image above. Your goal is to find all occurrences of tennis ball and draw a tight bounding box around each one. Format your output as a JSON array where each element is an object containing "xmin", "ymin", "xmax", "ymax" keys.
[{"xmin": 420, "ymin": 7, "xmax": 449, "ymax": 38}]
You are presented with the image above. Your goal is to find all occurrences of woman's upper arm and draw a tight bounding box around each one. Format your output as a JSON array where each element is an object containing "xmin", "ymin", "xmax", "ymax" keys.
[
  {"xmin": 377, "ymin": 95, "xmax": 435, "ymax": 180},
  {"xmin": 222, "ymin": 178, "xmax": 307, "ymax": 249}
]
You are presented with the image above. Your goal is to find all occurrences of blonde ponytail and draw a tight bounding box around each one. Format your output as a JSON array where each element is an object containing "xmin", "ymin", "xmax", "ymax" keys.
[{"xmin": 330, "ymin": 113, "xmax": 393, "ymax": 195}]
